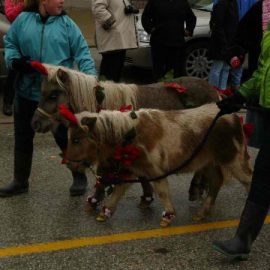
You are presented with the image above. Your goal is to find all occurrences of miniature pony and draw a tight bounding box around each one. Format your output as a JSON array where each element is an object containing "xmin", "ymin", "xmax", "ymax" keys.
[{"xmin": 63, "ymin": 104, "xmax": 252, "ymax": 227}]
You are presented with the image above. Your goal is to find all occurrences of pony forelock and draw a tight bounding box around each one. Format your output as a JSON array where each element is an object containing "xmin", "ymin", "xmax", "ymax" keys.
[{"xmin": 76, "ymin": 110, "xmax": 138, "ymax": 144}]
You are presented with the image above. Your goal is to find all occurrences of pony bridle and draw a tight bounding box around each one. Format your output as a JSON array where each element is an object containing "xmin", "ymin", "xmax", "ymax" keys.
[{"xmin": 36, "ymin": 107, "xmax": 58, "ymax": 122}]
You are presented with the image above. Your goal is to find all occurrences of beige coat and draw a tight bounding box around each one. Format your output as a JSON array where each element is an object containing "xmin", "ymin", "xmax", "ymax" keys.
[{"xmin": 92, "ymin": 0, "xmax": 138, "ymax": 53}]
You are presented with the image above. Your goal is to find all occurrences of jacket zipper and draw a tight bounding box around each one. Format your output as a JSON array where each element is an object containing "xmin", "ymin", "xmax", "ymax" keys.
[{"xmin": 39, "ymin": 23, "xmax": 45, "ymax": 61}]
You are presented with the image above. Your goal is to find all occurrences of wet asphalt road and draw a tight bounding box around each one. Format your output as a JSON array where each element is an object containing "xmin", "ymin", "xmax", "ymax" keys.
[{"xmin": 0, "ymin": 50, "xmax": 270, "ymax": 269}]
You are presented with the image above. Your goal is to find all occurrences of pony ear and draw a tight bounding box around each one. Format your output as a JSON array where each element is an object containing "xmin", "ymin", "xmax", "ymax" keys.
[
  {"xmin": 56, "ymin": 68, "xmax": 70, "ymax": 84},
  {"xmin": 81, "ymin": 117, "xmax": 97, "ymax": 130}
]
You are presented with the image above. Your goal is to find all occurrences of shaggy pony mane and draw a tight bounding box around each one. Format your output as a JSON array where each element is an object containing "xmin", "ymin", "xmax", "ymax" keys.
[
  {"xmin": 43, "ymin": 64, "xmax": 137, "ymax": 112},
  {"xmin": 76, "ymin": 110, "xmax": 146, "ymax": 144}
]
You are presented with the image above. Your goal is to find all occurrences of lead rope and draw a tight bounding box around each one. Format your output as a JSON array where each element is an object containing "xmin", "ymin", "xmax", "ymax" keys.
[{"xmin": 97, "ymin": 110, "xmax": 224, "ymax": 186}]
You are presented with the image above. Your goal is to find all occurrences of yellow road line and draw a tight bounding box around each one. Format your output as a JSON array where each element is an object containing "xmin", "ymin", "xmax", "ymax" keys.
[{"xmin": 1, "ymin": 215, "xmax": 270, "ymax": 258}]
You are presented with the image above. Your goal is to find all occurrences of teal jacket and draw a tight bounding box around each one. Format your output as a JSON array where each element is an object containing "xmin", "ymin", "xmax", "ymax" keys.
[
  {"xmin": 4, "ymin": 11, "xmax": 97, "ymax": 101},
  {"xmin": 239, "ymin": 25, "xmax": 270, "ymax": 108}
]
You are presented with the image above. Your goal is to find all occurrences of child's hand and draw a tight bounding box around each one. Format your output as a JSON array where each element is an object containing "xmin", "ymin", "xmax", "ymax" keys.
[{"xmin": 12, "ymin": 56, "xmax": 34, "ymax": 73}]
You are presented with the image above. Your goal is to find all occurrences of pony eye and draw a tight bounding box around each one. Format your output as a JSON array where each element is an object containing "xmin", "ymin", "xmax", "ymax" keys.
[
  {"xmin": 49, "ymin": 91, "xmax": 58, "ymax": 99},
  {"xmin": 72, "ymin": 138, "xmax": 80, "ymax": 144}
]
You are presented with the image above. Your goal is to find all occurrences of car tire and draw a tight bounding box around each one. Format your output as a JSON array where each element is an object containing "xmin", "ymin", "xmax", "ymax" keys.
[{"xmin": 183, "ymin": 40, "xmax": 212, "ymax": 79}]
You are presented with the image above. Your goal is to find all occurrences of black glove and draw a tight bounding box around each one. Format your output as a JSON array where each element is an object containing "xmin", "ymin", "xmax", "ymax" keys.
[
  {"xmin": 12, "ymin": 56, "xmax": 34, "ymax": 73},
  {"xmin": 102, "ymin": 15, "xmax": 116, "ymax": 31},
  {"xmin": 216, "ymin": 91, "xmax": 246, "ymax": 115}
]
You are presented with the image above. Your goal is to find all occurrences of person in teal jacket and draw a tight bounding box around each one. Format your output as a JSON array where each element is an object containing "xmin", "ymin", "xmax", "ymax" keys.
[
  {"xmin": 0, "ymin": 0, "xmax": 97, "ymax": 197},
  {"xmin": 213, "ymin": 23, "xmax": 270, "ymax": 260}
]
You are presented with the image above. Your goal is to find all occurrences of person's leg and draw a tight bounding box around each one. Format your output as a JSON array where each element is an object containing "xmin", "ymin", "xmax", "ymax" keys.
[
  {"xmin": 151, "ymin": 45, "xmax": 167, "ymax": 81},
  {"xmin": 99, "ymin": 52, "xmax": 113, "ymax": 80},
  {"xmin": 52, "ymin": 124, "xmax": 88, "ymax": 196},
  {"xmin": 208, "ymin": 60, "xmax": 224, "ymax": 89},
  {"xmin": 2, "ymin": 69, "xmax": 17, "ymax": 116},
  {"xmin": 218, "ymin": 62, "xmax": 230, "ymax": 90},
  {"xmin": 0, "ymin": 96, "xmax": 37, "ymax": 197},
  {"xmin": 99, "ymin": 50, "xmax": 126, "ymax": 82},
  {"xmin": 230, "ymin": 66, "xmax": 243, "ymax": 91},
  {"xmin": 167, "ymin": 48, "xmax": 185, "ymax": 78},
  {"xmin": 213, "ymin": 115, "xmax": 270, "ymax": 260}
]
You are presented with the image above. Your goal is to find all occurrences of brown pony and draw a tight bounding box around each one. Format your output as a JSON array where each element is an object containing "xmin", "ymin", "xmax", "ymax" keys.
[
  {"xmin": 64, "ymin": 104, "xmax": 252, "ymax": 227},
  {"xmin": 30, "ymin": 64, "xmax": 220, "ymax": 211}
]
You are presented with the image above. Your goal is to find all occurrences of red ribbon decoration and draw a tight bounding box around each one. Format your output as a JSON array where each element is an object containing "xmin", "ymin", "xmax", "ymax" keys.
[
  {"xmin": 164, "ymin": 82, "xmax": 187, "ymax": 94},
  {"xmin": 58, "ymin": 103, "xmax": 78, "ymax": 124},
  {"xmin": 30, "ymin": 61, "xmax": 48, "ymax": 76},
  {"xmin": 119, "ymin": 105, "xmax": 133, "ymax": 112}
]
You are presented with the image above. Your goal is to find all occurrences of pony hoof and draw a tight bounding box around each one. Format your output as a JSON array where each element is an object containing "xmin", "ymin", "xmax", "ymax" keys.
[
  {"xmin": 192, "ymin": 213, "xmax": 205, "ymax": 222},
  {"xmin": 160, "ymin": 211, "xmax": 175, "ymax": 227},
  {"xmin": 160, "ymin": 217, "xmax": 172, "ymax": 227},
  {"xmin": 137, "ymin": 196, "xmax": 154, "ymax": 209},
  {"xmin": 96, "ymin": 213, "xmax": 107, "ymax": 222},
  {"xmin": 96, "ymin": 207, "xmax": 111, "ymax": 222},
  {"xmin": 85, "ymin": 196, "xmax": 99, "ymax": 214}
]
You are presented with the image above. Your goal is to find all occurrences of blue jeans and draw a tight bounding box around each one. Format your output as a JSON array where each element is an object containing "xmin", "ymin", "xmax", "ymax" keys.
[
  {"xmin": 230, "ymin": 66, "xmax": 243, "ymax": 88},
  {"xmin": 208, "ymin": 60, "xmax": 230, "ymax": 90}
]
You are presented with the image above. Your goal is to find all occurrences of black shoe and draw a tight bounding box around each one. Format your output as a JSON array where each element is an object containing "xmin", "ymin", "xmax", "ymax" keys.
[
  {"xmin": 0, "ymin": 181, "xmax": 29, "ymax": 197},
  {"xmin": 3, "ymin": 103, "xmax": 13, "ymax": 116},
  {"xmin": 70, "ymin": 171, "xmax": 88, "ymax": 196},
  {"xmin": 212, "ymin": 200, "xmax": 268, "ymax": 260},
  {"xmin": 213, "ymin": 238, "xmax": 250, "ymax": 261}
]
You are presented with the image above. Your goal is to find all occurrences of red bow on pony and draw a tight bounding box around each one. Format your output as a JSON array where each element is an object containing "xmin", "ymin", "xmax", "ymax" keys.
[
  {"xmin": 58, "ymin": 104, "xmax": 78, "ymax": 124},
  {"xmin": 30, "ymin": 61, "xmax": 48, "ymax": 76},
  {"xmin": 164, "ymin": 82, "xmax": 187, "ymax": 94}
]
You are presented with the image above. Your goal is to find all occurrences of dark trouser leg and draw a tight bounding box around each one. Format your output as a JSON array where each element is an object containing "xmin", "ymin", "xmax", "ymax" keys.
[
  {"xmin": 52, "ymin": 124, "xmax": 88, "ymax": 196},
  {"xmin": 99, "ymin": 50, "xmax": 126, "ymax": 82},
  {"xmin": 166, "ymin": 48, "xmax": 185, "ymax": 78},
  {"xmin": 0, "ymin": 96, "xmax": 36, "ymax": 197},
  {"xmin": 151, "ymin": 45, "xmax": 167, "ymax": 82},
  {"xmin": 213, "ymin": 115, "xmax": 270, "ymax": 260},
  {"xmin": 3, "ymin": 69, "xmax": 17, "ymax": 116}
]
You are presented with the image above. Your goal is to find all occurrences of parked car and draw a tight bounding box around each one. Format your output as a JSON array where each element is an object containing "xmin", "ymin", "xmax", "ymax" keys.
[{"xmin": 125, "ymin": 0, "xmax": 213, "ymax": 79}]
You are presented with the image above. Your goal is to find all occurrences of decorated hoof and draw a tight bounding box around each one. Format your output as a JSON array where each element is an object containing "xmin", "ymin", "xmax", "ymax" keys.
[
  {"xmin": 96, "ymin": 213, "xmax": 108, "ymax": 222},
  {"xmin": 96, "ymin": 207, "xmax": 111, "ymax": 222},
  {"xmin": 85, "ymin": 196, "xmax": 99, "ymax": 213},
  {"xmin": 160, "ymin": 211, "xmax": 175, "ymax": 227},
  {"xmin": 137, "ymin": 195, "xmax": 154, "ymax": 209},
  {"xmin": 192, "ymin": 207, "xmax": 212, "ymax": 222}
]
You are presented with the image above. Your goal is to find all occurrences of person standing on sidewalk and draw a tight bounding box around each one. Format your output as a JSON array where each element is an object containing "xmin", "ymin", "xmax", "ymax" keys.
[
  {"xmin": 92, "ymin": 0, "xmax": 138, "ymax": 82},
  {"xmin": 2, "ymin": 0, "xmax": 35, "ymax": 116},
  {"xmin": 141, "ymin": 0, "xmax": 196, "ymax": 81},
  {"xmin": 0, "ymin": 0, "xmax": 97, "ymax": 197},
  {"xmin": 213, "ymin": 19, "xmax": 270, "ymax": 261},
  {"xmin": 208, "ymin": 0, "xmax": 239, "ymax": 91},
  {"xmin": 228, "ymin": 0, "xmax": 257, "ymax": 93}
]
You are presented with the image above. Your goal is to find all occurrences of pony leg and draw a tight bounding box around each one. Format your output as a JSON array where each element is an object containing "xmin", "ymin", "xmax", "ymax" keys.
[
  {"xmin": 152, "ymin": 178, "xmax": 175, "ymax": 227},
  {"xmin": 138, "ymin": 181, "xmax": 154, "ymax": 209},
  {"xmin": 96, "ymin": 183, "xmax": 132, "ymax": 222},
  {"xmin": 232, "ymin": 163, "xmax": 252, "ymax": 193},
  {"xmin": 189, "ymin": 169, "xmax": 204, "ymax": 201},
  {"xmin": 193, "ymin": 166, "xmax": 223, "ymax": 221}
]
